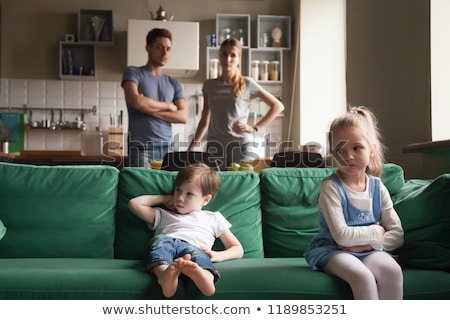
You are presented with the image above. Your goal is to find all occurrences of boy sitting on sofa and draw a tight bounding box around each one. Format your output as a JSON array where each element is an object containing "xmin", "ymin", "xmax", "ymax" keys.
[{"xmin": 129, "ymin": 163, "xmax": 244, "ymax": 297}]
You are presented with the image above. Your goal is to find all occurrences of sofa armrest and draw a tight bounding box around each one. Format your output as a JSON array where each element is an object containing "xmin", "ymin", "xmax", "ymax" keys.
[{"xmin": 392, "ymin": 174, "xmax": 450, "ymax": 270}]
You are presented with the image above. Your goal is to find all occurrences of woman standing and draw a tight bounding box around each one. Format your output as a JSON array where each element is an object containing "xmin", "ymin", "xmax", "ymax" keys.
[{"xmin": 188, "ymin": 38, "xmax": 284, "ymax": 169}]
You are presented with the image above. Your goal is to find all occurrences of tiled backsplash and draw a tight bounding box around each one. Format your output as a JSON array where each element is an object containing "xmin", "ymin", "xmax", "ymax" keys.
[{"xmin": 0, "ymin": 78, "xmax": 283, "ymax": 157}]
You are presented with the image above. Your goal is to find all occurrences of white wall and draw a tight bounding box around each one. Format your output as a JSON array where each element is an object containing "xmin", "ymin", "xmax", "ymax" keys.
[
  {"xmin": 430, "ymin": 0, "xmax": 450, "ymax": 141},
  {"xmin": 298, "ymin": 0, "xmax": 347, "ymax": 154}
]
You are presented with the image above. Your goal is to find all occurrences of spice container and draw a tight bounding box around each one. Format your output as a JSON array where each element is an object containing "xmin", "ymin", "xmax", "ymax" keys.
[
  {"xmin": 259, "ymin": 60, "xmax": 269, "ymax": 81},
  {"xmin": 251, "ymin": 60, "xmax": 260, "ymax": 80},
  {"xmin": 269, "ymin": 60, "xmax": 280, "ymax": 81},
  {"xmin": 209, "ymin": 58, "xmax": 219, "ymax": 79}
]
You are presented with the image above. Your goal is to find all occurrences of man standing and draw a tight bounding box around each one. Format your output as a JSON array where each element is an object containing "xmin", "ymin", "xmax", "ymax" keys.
[{"xmin": 122, "ymin": 28, "xmax": 187, "ymax": 167}]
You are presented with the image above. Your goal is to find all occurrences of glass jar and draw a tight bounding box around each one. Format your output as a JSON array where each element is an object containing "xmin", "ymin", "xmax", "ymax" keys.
[
  {"xmin": 251, "ymin": 60, "xmax": 260, "ymax": 80},
  {"xmin": 259, "ymin": 60, "xmax": 269, "ymax": 81},
  {"xmin": 221, "ymin": 27, "xmax": 232, "ymax": 44},
  {"xmin": 233, "ymin": 28, "xmax": 244, "ymax": 45},
  {"xmin": 209, "ymin": 58, "xmax": 219, "ymax": 79},
  {"xmin": 269, "ymin": 60, "xmax": 280, "ymax": 81}
]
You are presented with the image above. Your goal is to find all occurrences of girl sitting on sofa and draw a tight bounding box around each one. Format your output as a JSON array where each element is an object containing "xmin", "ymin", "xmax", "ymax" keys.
[{"xmin": 304, "ymin": 106, "xmax": 404, "ymax": 299}]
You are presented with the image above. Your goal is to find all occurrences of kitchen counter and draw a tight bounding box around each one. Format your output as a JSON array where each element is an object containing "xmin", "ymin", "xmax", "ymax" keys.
[
  {"xmin": 244, "ymin": 157, "xmax": 272, "ymax": 173},
  {"xmin": 0, "ymin": 150, "xmax": 128, "ymax": 169},
  {"xmin": 0, "ymin": 151, "xmax": 275, "ymax": 172}
]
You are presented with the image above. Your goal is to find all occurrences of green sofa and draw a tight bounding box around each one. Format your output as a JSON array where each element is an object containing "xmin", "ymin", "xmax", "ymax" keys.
[{"xmin": 0, "ymin": 162, "xmax": 448, "ymax": 299}]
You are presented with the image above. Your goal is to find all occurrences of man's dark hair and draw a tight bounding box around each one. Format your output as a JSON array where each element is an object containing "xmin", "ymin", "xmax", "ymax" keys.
[{"xmin": 146, "ymin": 28, "xmax": 172, "ymax": 45}]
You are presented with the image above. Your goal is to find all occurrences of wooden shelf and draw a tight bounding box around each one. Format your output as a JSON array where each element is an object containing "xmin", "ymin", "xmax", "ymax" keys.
[
  {"xmin": 216, "ymin": 13, "xmax": 251, "ymax": 47},
  {"xmin": 257, "ymin": 15, "xmax": 291, "ymax": 49},
  {"xmin": 403, "ymin": 139, "xmax": 450, "ymax": 153},
  {"xmin": 59, "ymin": 42, "xmax": 96, "ymax": 80}
]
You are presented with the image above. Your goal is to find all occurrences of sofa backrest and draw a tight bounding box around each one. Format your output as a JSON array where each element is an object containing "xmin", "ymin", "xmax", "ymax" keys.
[
  {"xmin": 115, "ymin": 168, "xmax": 264, "ymax": 259},
  {"xmin": 260, "ymin": 163, "xmax": 405, "ymax": 258},
  {"xmin": 0, "ymin": 163, "xmax": 119, "ymax": 258}
]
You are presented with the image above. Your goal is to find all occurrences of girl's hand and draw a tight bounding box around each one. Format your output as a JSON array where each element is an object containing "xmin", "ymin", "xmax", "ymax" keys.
[{"xmin": 337, "ymin": 244, "xmax": 373, "ymax": 253}]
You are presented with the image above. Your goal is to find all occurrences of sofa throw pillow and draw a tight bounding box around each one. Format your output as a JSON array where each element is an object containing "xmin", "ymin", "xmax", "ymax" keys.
[
  {"xmin": 392, "ymin": 174, "xmax": 450, "ymax": 270},
  {"xmin": 381, "ymin": 163, "xmax": 405, "ymax": 196}
]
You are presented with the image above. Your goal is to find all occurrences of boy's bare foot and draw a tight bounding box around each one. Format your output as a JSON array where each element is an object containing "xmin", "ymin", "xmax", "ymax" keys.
[
  {"xmin": 174, "ymin": 254, "xmax": 216, "ymax": 296},
  {"xmin": 154, "ymin": 265, "xmax": 182, "ymax": 298}
]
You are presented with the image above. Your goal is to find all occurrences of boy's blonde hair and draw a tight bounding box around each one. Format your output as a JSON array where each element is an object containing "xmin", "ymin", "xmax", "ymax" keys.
[
  {"xmin": 329, "ymin": 106, "xmax": 386, "ymax": 177},
  {"xmin": 175, "ymin": 163, "xmax": 221, "ymax": 196},
  {"xmin": 219, "ymin": 38, "xmax": 246, "ymax": 98}
]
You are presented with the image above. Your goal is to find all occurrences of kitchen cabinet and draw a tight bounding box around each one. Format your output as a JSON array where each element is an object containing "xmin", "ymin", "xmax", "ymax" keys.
[
  {"xmin": 256, "ymin": 15, "xmax": 291, "ymax": 49},
  {"xmin": 216, "ymin": 13, "xmax": 251, "ymax": 47},
  {"xmin": 59, "ymin": 9, "xmax": 113, "ymax": 80},
  {"xmin": 59, "ymin": 42, "xmax": 96, "ymax": 80},
  {"xmin": 207, "ymin": 14, "xmax": 290, "ymax": 83},
  {"xmin": 127, "ymin": 20, "xmax": 199, "ymax": 77},
  {"xmin": 249, "ymin": 48, "xmax": 283, "ymax": 83},
  {"xmin": 78, "ymin": 9, "xmax": 114, "ymax": 44}
]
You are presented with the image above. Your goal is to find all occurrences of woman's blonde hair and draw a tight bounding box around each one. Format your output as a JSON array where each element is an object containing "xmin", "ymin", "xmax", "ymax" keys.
[
  {"xmin": 219, "ymin": 38, "xmax": 246, "ymax": 97},
  {"xmin": 329, "ymin": 106, "xmax": 386, "ymax": 177}
]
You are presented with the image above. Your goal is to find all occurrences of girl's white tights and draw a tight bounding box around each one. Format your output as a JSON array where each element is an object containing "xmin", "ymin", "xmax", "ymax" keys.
[{"xmin": 324, "ymin": 251, "xmax": 403, "ymax": 299}]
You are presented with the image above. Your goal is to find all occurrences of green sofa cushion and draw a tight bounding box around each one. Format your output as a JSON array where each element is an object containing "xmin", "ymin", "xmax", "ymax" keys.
[
  {"xmin": 0, "ymin": 163, "xmax": 119, "ymax": 259},
  {"xmin": 188, "ymin": 258, "xmax": 353, "ymax": 299},
  {"xmin": 0, "ymin": 258, "xmax": 178, "ymax": 299},
  {"xmin": 260, "ymin": 164, "xmax": 405, "ymax": 258},
  {"xmin": 115, "ymin": 169, "xmax": 264, "ymax": 259},
  {"xmin": 392, "ymin": 174, "xmax": 450, "ymax": 270},
  {"xmin": 186, "ymin": 258, "xmax": 450, "ymax": 300}
]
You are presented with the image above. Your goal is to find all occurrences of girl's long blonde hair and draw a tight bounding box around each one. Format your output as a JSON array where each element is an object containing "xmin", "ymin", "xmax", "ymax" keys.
[
  {"xmin": 219, "ymin": 38, "xmax": 246, "ymax": 98},
  {"xmin": 329, "ymin": 106, "xmax": 386, "ymax": 177}
]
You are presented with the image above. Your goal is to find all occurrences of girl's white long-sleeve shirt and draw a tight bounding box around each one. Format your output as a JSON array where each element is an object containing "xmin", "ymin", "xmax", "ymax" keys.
[{"xmin": 317, "ymin": 176, "xmax": 404, "ymax": 251}]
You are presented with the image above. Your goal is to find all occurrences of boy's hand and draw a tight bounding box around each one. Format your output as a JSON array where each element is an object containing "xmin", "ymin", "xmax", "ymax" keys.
[
  {"xmin": 164, "ymin": 196, "xmax": 176, "ymax": 212},
  {"xmin": 202, "ymin": 246, "xmax": 222, "ymax": 262}
]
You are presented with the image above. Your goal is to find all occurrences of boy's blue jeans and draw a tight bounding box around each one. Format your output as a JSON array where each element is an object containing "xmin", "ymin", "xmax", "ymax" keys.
[{"xmin": 146, "ymin": 234, "xmax": 220, "ymax": 282}]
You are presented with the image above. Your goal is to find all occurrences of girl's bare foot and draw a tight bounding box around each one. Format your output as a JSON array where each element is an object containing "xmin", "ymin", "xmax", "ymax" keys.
[
  {"xmin": 174, "ymin": 254, "xmax": 216, "ymax": 296},
  {"xmin": 153, "ymin": 265, "xmax": 181, "ymax": 298}
]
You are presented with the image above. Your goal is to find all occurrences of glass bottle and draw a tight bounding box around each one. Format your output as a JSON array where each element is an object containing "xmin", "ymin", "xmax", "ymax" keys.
[
  {"xmin": 261, "ymin": 32, "xmax": 269, "ymax": 47},
  {"xmin": 221, "ymin": 27, "xmax": 232, "ymax": 44}
]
